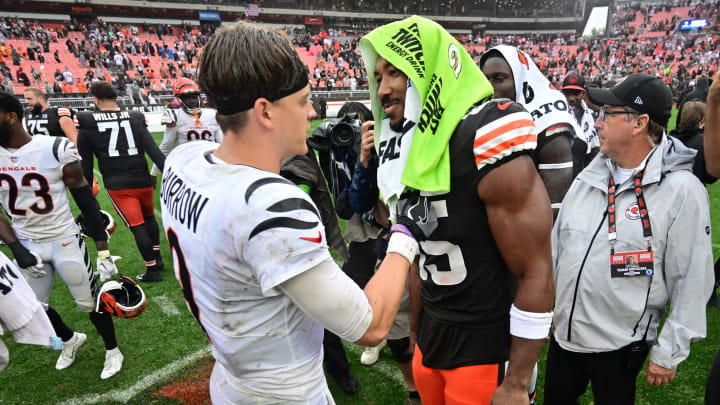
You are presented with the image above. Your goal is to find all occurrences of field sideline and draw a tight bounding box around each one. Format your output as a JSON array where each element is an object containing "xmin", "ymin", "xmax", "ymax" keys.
[{"xmin": 1, "ymin": 110, "xmax": 720, "ymax": 404}]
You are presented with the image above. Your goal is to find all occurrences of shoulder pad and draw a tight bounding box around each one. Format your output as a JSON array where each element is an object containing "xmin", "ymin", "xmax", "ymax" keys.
[
  {"xmin": 57, "ymin": 107, "xmax": 72, "ymax": 118},
  {"xmin": 543, "ymin": 123, "xmax": 574, "ymax": 138}
]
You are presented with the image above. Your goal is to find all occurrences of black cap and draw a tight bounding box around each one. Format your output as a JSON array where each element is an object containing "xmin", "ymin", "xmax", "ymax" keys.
[
  {"xmin": 587, "ymin": 73, "xmax": 673, "ymax": 128},
  {"xmin": 561, "ymin": 71, "xmax": 586, "ymax": 91}
]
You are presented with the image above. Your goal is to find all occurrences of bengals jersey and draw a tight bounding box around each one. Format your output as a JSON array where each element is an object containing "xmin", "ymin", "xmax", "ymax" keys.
[
  {"xmin": 161, "ymin": 141, "xmax": 331, "ymax": 401},
  {"xmin": 25, "ymin": 107, "xmax": 78, "ymax": 138},
  {"xmin": 76, "ymin": 110, "xmax": 166, "ymax": 190},
  {"xmin": 151, "ymin": 108, "xmax": 222, "ymax": 175},
  {"xmin": 409, "ymin": 100, "xmax": 537, "ymax": 369},
  {"xmin": 0, "ymin": 136, "xmax": 81, "ymax": 240}
]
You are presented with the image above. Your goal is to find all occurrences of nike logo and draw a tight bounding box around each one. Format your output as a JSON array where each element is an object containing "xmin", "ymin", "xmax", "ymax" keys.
[
  {"xmin": 62, "ymin": 242, "xmax": 73, "ymax": 247},
  {"xmin": 299, "ymin": 231, "xmax": 323, "ymax": 244},
  {"xmin": 497, "ymin": 101, "xmax": 513, "ymax": 111}
]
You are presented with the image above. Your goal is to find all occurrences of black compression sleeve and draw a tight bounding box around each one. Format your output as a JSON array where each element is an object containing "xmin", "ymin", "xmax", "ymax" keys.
[{"xmin": 70, "ymin": 185, "xmax": 107, "ymax": 241}]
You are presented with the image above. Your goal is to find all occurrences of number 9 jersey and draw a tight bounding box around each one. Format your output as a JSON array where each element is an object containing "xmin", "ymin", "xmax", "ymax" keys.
[{"xmin": 0, "ymin": 136, "xmax": 81, "ymax": 240}]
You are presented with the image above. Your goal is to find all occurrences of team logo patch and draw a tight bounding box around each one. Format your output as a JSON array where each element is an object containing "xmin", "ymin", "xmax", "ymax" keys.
[
  {"xmin": 10, "ymin": 156, "xmax": 17, "ymax": 163},
  {"xmin": 625, "ymin": 202, "xmax": 641, "ymax": 220},
  {"xmin": 568, "ymin": 75, "xmax": 579, "ymax": 84},
  {"xmin": 634, "ymin": 96, "xmax": 643, "ymax": 105},
  {"xmin": 448, "ymin": 43, "xmax": 462, "ymax": 79}
]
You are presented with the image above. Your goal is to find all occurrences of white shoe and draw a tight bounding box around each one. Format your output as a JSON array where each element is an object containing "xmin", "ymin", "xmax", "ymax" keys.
[
  {"xmin": 360, "ymin": 340, "xmax": 386, "ymax": 366},
  {"xmin": 56, "ymin": 332, "xmax": 87, "ymax": 370},
  {"xmin": 101, "ymin": 350, "xmax": 124, "ymax": 379}
]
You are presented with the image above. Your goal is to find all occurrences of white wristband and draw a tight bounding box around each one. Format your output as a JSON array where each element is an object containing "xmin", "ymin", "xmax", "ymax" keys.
[
  {"xmin": 509, "ymin": 303, "xmax": 552, "ymax": 340},
  {"xmin": 386, "ymin": 232, "xmax": 419, "ymax": 263}
]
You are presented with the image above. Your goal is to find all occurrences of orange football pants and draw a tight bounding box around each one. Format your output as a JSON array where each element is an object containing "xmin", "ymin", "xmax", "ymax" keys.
[{"xmin": 413, "ymin": 344, "xmax": 501, "ymax": 405}]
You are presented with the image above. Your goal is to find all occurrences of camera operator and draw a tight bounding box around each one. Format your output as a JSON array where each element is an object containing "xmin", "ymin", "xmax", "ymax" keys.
[
  {"xmin": 310, "ymin": 102, "xmax": 420, "ymax": 404},
  {"xmin": 343, "ymin": 103, "xmax": 421, "ymax": 405}
]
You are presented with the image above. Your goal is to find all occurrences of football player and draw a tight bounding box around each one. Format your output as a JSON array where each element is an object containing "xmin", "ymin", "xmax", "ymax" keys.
[
  {"xmin": 150, "ymin": 78, "xmax": 222, "ymax": 178},
  {"xmin": 77, "ymin": 82, "xmax": 166, "ymax": 282},
  {"xmin": 480, "ymin": 46, "xmax": 581, "ymax": 217},
  {"xmin": 360, "ymin": 17, "xmax": 554, "ymax": 404},
  {"xmin": 23, "ymin": 88, "xmax": 79, "ymax": 144},
  {"xmin": 0, "ymin": 250, "xmax": 58, "ymax": 373},
  {"xmin": 163, "ymin": 22, "xmax": 418, "ymax": 404},
  {"xmin": 0, "ymin": 91, "xmax": 125, "ymax": 379}
]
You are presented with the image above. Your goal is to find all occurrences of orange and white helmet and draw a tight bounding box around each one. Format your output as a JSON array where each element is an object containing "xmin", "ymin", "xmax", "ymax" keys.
[
  {"xmin": 96, "ymin": 276, "xmax": 147, "ymax": 318},
  {"xmin": 173, "ymin": 77, "xmax": 201, "ymax": 114}
]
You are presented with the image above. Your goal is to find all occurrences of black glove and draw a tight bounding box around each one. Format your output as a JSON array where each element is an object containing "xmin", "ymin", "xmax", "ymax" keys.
[
  {"xmin": 8, "ymin": 241, "xmax": 38, "ymax": 268},
  {"xmin": 394, "ymin": 193, "xmax": 438, "ymax": 242}
]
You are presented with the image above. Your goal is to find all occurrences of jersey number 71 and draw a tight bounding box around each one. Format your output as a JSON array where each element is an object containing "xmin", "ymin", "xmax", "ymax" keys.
[{"xmin": 99, "ymin": 121, "xmax": 138, "ymax": 157}]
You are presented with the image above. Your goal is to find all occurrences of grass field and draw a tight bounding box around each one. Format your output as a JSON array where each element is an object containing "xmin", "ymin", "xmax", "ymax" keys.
[{"xmin": 1, "ymin": 109, "xmax": 720, "ymax": 404}]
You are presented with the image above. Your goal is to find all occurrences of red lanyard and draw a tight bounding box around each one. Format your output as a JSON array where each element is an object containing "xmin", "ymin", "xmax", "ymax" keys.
[{"xmin": 607, "ymin": 169, "xmax": 653, "ymax": 255}]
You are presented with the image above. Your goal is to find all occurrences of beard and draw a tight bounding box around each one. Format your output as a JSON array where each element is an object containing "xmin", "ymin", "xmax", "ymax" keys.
[
  {"xmin": 31, "ymin": 103, "xmax": 43, "ymax": 114},
  {"xmin": 0, "ymin": 122, "xmax": 13, "ymax": 147}
]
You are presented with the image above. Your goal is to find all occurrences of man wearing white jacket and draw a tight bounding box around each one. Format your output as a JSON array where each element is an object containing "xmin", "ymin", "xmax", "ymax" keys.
[{"xmin": 545, "ymin": 74, "xmax": 714, "ymax": 405}]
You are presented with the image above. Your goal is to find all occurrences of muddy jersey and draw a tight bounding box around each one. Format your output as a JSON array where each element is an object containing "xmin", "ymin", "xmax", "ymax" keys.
[
  {"xmin": 25, "ymin": 107, "xmax": 77, "ymax": 138},
  {"xmin": 161, "ymin": 141, "xmax": 332, "ymax": 401},
  {"xmin": 410, "ymin": 100, "xmax": 537, "ymax": 369},
  {"xmin": 0, "ymin": 136, "xmax": 81, "ymax": 240},
  {"xmin": 76, "ymin": 110, "xmax": 165, "ymax": 190}
]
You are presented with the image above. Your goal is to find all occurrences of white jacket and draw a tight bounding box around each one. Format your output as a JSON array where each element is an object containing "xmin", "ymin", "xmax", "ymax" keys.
[{"xmin": 552, "ymin": 135, "xmax": 714, "ymax": 369}]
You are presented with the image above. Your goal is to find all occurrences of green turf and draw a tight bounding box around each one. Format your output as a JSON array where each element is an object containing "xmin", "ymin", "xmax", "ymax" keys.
[{"xmin": 1, "ymin": 110, "xmax": 719, "ymax": 404}]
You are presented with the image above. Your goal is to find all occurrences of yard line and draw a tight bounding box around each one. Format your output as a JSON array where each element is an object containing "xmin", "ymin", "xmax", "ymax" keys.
[
  {"xmin": 57, "ymin": 346, "xmax": 212, "ymax": 405},
  {"xmin": 152, "ymin": 294, "xmax": 180, "ymax": 316},
  {"xmin": 155, "ymin": 208, "xmax": 162, "ymax": 217},
  {"xmin": 343, "ymin": 342, "xmax": 406, "ymax": 386}
]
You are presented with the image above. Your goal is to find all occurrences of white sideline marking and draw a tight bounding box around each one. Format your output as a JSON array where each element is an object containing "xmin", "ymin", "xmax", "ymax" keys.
[
  {"xmin": 57, "ymin": 346, "xmax": 212, "ymax": 405},
  {"xmin": 155, "ymin": 209, "xmax": 162, "ymax": 217},
  {"xmin": 93, "ymin": 169, "xmax": 102, "ymax": 178},
  {"xmin": 153, "ymin": 294, "xmax": 180, "ymax": 316},
  {"xmin": 713, "ymin": 244, "xmax": 720, "ymax": 249},
  {"xmin": 343, "ymin": 342, "xmax": 406, "ymax": 386}
]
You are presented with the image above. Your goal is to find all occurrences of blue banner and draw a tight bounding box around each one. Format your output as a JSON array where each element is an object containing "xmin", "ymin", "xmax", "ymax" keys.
[
  {"xmin": 679, "ymin": 19, "xmax": 707, "ymax": 31},
  {"xmin": 198, "ymin": 11, "xmax": 221, "ymax": 21}
]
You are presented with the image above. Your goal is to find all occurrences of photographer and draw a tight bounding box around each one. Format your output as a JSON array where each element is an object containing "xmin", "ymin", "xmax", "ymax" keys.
[{"xmin": 326, "ymin": 102, "xmax": 419, "ymax": 405}]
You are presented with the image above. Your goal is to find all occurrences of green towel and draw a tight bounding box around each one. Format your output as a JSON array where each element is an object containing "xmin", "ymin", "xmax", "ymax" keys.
[{"xmin": 359, "ymin": 15, "xmax": 494, "ymax": 193}]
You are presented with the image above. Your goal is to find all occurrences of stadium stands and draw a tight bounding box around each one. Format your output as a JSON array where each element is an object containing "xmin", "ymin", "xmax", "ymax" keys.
[{"xmin": 0, "ymin": 1, "xmax": 717, "ymax": 100}]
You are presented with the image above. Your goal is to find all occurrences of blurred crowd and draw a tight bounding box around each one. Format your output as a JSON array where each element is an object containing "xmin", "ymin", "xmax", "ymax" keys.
[{"xmin": 0, "ymin": 0, "xmax": 717, "ymax": 102}]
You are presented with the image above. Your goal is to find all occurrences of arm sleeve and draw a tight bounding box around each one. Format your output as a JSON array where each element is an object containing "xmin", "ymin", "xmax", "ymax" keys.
[
  {"xmin": 243, "ymin": 183, "xmax": 332, "ymax": 294},
  {"xmin": 151, "ymin": 125, "xmax": 177, "ymax": 175},
  {"xmin": 279, "ymin": 257, "xmax": 372, "ymax": 342},
  {"xmin": 650, "ymin": 179, "xmax": 714, "ymax": 369},
  {"xmin": 140, "ymin": 127, "xmax": 166, "ymax": 173},
  {"xmin": 76, "ymin": 130, "xmax": 94, "ymax": 185}
]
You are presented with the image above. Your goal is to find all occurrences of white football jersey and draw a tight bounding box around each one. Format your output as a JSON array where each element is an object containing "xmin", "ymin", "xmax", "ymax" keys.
[
  {"xmin": 0, "ymin": 136, "xmax": 80, "ymax": 241},
  {"xmin": 160, "ymin": 141, "xmax": 332, "ymax": 402},
  {"xmin": 151, "ymin": 108, "xmax": 223, "ymax": 175}
]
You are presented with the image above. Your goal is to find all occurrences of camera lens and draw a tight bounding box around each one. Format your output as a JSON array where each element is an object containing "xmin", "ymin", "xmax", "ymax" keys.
[{"xmin": 332, "ymin": 124, "xmax": 355, "ymax": 147}]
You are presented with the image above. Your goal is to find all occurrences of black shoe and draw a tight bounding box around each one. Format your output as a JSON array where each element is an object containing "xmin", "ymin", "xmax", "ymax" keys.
[
  {"xmin": 335, "ymin": 372, "xmax": 360, "ymax": 394},
  {"xmin": 155, "ymin": 255, "xmax": 164, "ymax": 272},
  {"xmin": 137, "ymin": 271, "xmax": 163, "ymax": 282}
]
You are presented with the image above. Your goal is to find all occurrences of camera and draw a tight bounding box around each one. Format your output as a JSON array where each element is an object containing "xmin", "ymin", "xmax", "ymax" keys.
[
  {"xmin": 308, "ymin": 113, "xmax": 363, "ymax": 157},
  {"xmin": 328, "ymin": 114, "xmax": 362, "ymax": 152}
]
